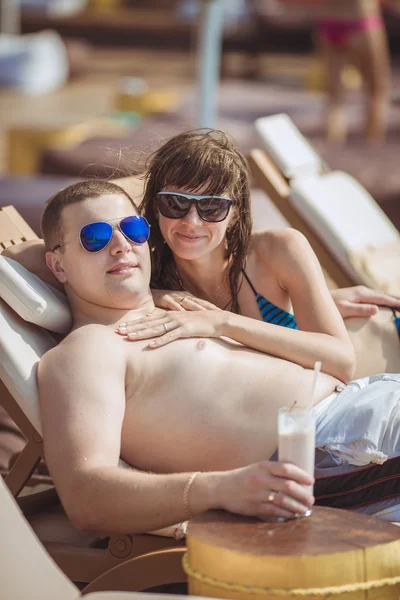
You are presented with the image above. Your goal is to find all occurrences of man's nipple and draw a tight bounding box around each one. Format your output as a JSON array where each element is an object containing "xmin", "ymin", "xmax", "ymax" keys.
[{"xmin": 196, "ymin": 340, "xmax": 206, "ymax": 351}]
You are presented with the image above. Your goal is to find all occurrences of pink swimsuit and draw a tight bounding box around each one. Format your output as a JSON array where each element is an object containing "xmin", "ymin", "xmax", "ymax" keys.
[{"xmin": 317, "ymin": 15, "xmax": 383, "ymax": 47}]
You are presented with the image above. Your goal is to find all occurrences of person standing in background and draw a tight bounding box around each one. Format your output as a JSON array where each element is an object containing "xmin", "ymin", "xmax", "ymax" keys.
[
  {"xmin": 274, "ymin": 0, "xmax": 396, "ymax": 142},
  {"xmin": 316, "ymin": 0, "xmax": 391, "ymax": 142}
]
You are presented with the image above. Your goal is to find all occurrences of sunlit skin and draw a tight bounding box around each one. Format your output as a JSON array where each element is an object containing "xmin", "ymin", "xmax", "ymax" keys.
[
  {"xmin": 3, "ymin": 183, "xmax": 400, "ymax": 532},
  {"xmin": 157, "ymin": 186, "xmax": 236, "ymax": 264},
  {"xmin": 118, "ymin": 179, "xmax": 400, "ymax": 379},
  {"xmin": 156, "ymin": 185, "xmax": 237, "ymax": 309},
  {"xmin": 36, "ymin": 193, "xmax": 352, "ymax": 533},
  {"xmin": 3, "ymin": 183, "xmax": 400, "ymax": 381},
  {"xmin": 120, "ymin": 180, "xmax": 357, "ymax": 384},
  {"xmin": 45, "ymin": 194, "xmax": 154, "ymax": 326}
]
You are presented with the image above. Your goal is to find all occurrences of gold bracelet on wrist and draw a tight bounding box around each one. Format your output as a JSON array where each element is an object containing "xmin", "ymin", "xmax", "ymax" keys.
[{"xmin": 183, "ymin": 471, "xmax": 200, "ymax": 521}]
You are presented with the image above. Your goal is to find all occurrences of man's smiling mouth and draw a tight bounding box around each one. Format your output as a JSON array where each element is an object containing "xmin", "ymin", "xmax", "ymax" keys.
[{"xmin": 107, "ymin": 263, "xmax": 138, "ymax": 274}]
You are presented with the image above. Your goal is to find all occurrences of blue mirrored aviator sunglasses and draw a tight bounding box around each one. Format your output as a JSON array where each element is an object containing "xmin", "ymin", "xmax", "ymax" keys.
[
  {"xmin": 52, "ymin": 215, "xmax": 150, "ymax": 253},
  {"xmin": 156, "ymin": 191, "xmax": 233, "ymax": 222}
]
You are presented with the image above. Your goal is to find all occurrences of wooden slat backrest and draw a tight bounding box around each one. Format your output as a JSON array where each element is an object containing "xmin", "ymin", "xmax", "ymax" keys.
[
  {"xmin": 0, "ymin": 206, "xmax": 38, "ymax": 254},
  {"xmin": 0, "ymin": 206, "xmax": 41, "ymax": 493}
]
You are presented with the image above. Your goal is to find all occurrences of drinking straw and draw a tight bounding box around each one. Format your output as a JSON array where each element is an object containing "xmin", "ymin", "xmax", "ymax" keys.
[{"xmin": 308, "ymin": 361, "xmax": 322, "ymax": 411}]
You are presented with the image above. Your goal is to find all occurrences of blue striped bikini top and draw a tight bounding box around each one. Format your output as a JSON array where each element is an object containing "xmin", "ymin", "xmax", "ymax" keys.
[
  {"xmin": 242, "ymin": 270, "xmax": 299, "ymax": 330},
  {"xmin": 392, "ymin": 309, "xmax": 400, "ymax": 338}
]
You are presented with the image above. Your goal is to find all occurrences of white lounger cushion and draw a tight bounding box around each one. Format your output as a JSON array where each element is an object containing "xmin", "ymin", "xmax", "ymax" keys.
[
  {"xmin": 0, "ymin": 259, "xmax": 186, "ymax": 539},
  {"xmin": 0, "ymin": 256, "xmax": 71, "ymax": 334},
  {"xmin": 0, "ymin": 476, "xmax": 78, "ymax": 600},
  {"xmin": 0, "ymin": 298, "xmax": 55, "ymax": 434},
  {"xmin": 254, "ymin": 113, "xmax": 400, "ymax": 293},
  {"xmin": 290, "ymin": 172, "xmax": 400, "ymax": 293},
  {"xmin": 1, "ymin": 474, "xmax": 192, "ymax": 598},
  {"xmin": 254, "ymin": 113, "xmax": 322, "ymax": 179}
]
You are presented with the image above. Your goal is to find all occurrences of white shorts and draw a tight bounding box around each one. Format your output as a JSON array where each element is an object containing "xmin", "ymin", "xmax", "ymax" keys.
[
  {"xmin": 312, "ymin": 374, "xmax": 400, "ymax": 519},
  {"xmin": 313, "ymin": 373, "xmax": 400, "ymax": 466}
]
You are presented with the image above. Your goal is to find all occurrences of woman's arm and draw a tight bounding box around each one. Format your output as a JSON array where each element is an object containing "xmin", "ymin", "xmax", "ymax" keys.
[
  {"xmin": 2, "ymin": 239, "xmax": 63, "ymax": 290},
  {"xmin": 151, "ymin": 289, "xmax": 221, "ymax": 312},
  {"xmin": 153, "ymin": 284, "xmax": 400, "ymax": 319},
  {"xmin": 331, "ymin": 286, "xmax": 400, "ymax": 318},
  {"xmin": 118, "ymin": 230, "xmax": 355, "ymax": 383},
  {"xmin": 215, "ymin": 229, "xmax": 355, "ymax": 382}
]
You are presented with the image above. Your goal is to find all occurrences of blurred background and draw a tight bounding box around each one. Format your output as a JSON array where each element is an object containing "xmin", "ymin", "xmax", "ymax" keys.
[
  {"xmin": 1, "ymin": 0, "xmax": 400, "ymax": 474},
  {"xmin": 0, "ymin": 0, "xmax": 400, "ymax": 234}
]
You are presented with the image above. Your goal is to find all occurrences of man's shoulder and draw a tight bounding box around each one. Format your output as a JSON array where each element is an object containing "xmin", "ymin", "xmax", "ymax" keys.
[
  {"xmin": 41, "ymin": 324, "xmax": 124, "ymax": 371},
  {"xmin": 63, "ymin": 323, "xmax": 120, "ymax": 349},
  {"xmin": 67, "ymin": 322, "xmax": 117, "ymax": 341}
]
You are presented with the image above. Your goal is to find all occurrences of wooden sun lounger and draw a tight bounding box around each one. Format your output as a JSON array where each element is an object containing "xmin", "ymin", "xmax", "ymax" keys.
[
  {"xmin": 0, "ymin": 205, "xmax": 186, "ymax": 593},
  {"xmin": 249, "ymin": 114, "xmax": 400, "ymax": 295},
  {"xmin": 0, "ymin": 205, "xmax": 38, "ymax": 252},
  {"xmin": 248, "ymin": 148, "xmax": 353, "ymax": 290}
]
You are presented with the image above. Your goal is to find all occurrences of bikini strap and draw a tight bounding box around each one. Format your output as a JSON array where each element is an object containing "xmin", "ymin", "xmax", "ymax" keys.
[{"xmin": 241, "ymin": 269, "xmax": 258, "ymax": 297}]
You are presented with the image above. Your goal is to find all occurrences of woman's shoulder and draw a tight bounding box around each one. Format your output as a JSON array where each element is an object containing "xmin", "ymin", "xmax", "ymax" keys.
[
  {"xmin": 246, "ymin": 230, "xmax": 305, "ymax": 300},
  {"xmin": 250, "ymin": 228, "xmax": 307, "ymax": 262}
]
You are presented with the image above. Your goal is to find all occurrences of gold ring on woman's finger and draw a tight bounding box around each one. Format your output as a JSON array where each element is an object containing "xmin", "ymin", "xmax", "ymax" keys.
[
  {"xmin": 163, "ymin": 323, "xmax": 168, "ymax": 334},
  {"xmin": 179, "ymin": 296, "xmax": 187, "ymax": 307},
  {"xmin": 268, "ymin": 493, "xmax": 275, "ymax": 503}
]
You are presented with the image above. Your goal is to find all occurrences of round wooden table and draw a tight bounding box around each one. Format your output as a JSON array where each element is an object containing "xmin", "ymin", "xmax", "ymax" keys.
[{"xmin": 184, "ymin": 507, "xmax": 400, "ymax": 600}]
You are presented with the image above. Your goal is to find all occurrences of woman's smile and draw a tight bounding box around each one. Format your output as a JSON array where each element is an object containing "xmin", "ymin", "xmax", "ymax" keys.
[{"xmin": 174, "ymin": 231, "xmax": 208, "ymax": 244}]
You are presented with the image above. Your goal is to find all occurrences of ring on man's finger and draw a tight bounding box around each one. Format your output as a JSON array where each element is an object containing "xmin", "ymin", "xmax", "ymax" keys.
[
  {"xmin": 162, "ymin": 323, "xmax": 168, "ymax": 334},
  {"xmin": 268, "ymin": 493, "xmax": 275, "ymax": 503},
  {"xmin": 179, "ymin": 296, "xmax": 187, "ymax": 307}
]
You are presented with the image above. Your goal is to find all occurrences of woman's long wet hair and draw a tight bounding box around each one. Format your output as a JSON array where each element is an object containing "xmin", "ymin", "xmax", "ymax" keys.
[{"xmin": 139, "ymin": 129, "xmax": 252, "ymax": 313}]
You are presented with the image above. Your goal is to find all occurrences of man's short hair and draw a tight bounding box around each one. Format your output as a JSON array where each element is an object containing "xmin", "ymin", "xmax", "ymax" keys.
[{"xmin": 41, "ymin": 180, "xmax": 138, "ymax": 251}]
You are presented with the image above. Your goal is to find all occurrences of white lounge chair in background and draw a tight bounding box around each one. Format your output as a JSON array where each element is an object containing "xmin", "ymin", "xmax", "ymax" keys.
[{"xmin": 249, "ymin": 113, "xmax": 400, "ymax": 294}]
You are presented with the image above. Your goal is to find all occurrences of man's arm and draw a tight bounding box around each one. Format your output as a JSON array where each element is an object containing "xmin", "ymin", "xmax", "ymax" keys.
[
  {"xmin": 39, "ymin": 328, "xmax": 313, "ymax": 532},
  {"xmin": 38, "ymin": 327, "xmax": 208, "ymax": 533}
]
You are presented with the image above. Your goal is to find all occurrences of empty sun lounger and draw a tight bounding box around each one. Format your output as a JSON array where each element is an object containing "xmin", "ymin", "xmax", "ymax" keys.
[{"xmin": 249, "ymin": 113, "xmax": 400, "ymax": 294}]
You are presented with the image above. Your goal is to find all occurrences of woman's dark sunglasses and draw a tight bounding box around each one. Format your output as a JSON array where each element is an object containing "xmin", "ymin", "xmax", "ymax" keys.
[
  {"xmin": 52, "ymin": 215, "xmax": 150, "ymax": 253},
  {"xmin": 156, "ymin": 191, "xmax": 233, "ymax": 223}
]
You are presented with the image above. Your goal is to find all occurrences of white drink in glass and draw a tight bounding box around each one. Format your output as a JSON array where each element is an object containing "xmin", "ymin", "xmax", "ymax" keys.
[{"xmin": 278, "ymin": 406, "xmax": 316, "ymax": 516}]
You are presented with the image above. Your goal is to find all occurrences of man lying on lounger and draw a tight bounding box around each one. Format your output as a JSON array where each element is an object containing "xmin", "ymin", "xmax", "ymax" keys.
[{"xmin": 11, "ymin": 180, "xmax": 400, "ymax": 532}]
